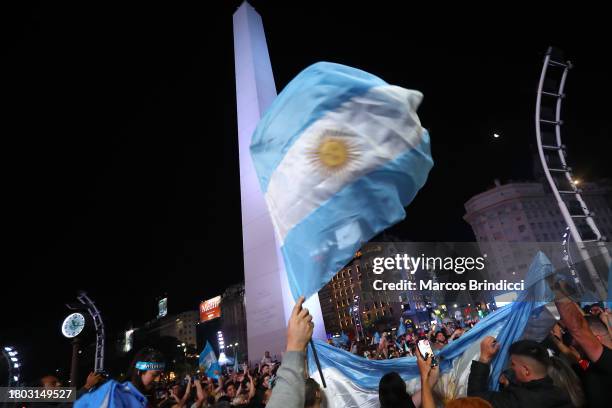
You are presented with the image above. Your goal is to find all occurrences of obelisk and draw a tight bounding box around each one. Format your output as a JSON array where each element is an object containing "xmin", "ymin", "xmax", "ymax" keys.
[{"xmin": 232, "ymin": 2, "xmax": 326, "ymax": 363}]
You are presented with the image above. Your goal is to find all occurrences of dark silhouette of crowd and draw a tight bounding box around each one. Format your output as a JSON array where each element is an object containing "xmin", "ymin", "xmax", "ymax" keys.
[{"xmin": 26, "ymin": 290, "xmax": 610, "ymax": 408}]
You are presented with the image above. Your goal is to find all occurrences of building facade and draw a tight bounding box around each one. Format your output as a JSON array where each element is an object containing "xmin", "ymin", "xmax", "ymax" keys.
[
  {"xmin": 220, "ymin": 283, "xmax": 248, "ymax": 362},
  {"xmin": 161, "ymin": 310, "xmax": 199, "ymax": 347},
  {"xmin": 317, "ymin": 243, "xmax": 448, "ymax": 337},
  {"xmin": 464, "ymin": 179, "xmax": 612, "ymax": 288}
]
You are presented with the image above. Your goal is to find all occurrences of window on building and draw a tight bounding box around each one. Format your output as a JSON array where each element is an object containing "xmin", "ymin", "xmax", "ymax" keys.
[{"xmin": 518, "ymin": 225, "xmax": 526, "ymax": 233}]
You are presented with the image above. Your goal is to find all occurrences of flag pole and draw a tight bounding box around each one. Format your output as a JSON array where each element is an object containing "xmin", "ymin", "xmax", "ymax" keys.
[{"xmin": 309, "ymin": 339, "xmax": 326, "ymax": 388}]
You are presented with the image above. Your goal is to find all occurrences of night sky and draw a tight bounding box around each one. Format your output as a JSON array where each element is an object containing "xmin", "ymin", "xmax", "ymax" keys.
[{"xmin": 4, "ymin": 2, "xmax": 611, "ymax": 381}]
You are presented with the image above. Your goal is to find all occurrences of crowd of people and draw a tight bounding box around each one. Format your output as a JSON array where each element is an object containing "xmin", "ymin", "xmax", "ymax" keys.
[
  {"xmin": 28, "ymin": 288, "xmax": 611, "ymax": 408},
  {"xmin": 34, "ymin": 352, "xmax": 282, "ymax": 408},
  {"xmin": 341, "ymin": 320, "xmax": 471, "ymax": 360}
]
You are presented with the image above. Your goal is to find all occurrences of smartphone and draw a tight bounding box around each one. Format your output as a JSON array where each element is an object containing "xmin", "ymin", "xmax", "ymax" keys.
[
  {"xmin": 417, "ymin": 339, "xmax": 438, "ymax": 366},
  {"xmin": 155, "ymin": 388, "xmax": 167, "ymax": 400}
]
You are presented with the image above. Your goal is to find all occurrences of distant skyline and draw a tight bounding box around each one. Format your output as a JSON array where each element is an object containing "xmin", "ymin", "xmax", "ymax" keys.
[{"xmin": 4, "ymin": 2, "xmax": 611, "ymax": 381}]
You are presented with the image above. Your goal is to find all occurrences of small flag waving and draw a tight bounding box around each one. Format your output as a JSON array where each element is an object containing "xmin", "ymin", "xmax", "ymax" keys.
[
  {"xmin": 250, "ymin": 62, "xmax": 433, "ymax": 300},
  {"xmin": 397, "ymin": 317, "xmax": 407, "ymax": 337},
  {"xmin": 199, "ymin": 341, "xmax": 221, "ymax": 379}
]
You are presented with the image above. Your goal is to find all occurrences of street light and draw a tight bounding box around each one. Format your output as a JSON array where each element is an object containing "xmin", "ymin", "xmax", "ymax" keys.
[{"xmin": 2, "ymin": 345, "xmax": 21, "ymax": 386}]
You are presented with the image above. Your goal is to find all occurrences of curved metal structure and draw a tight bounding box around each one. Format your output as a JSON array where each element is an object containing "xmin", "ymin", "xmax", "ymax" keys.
[
  {"xmin": 535, "ymin": 46, "xmax": 611, "ymax": 299},
  {"xmin": 2, "ymin": 346, "xmax": 21, "ymax": 386},
  {"xmin": 561, "ymin": 226, "xmax": 584, "ymax": 291},
  {"xmin": 74, "ymin": 292, "xmax": 106, "ymax": 372}
]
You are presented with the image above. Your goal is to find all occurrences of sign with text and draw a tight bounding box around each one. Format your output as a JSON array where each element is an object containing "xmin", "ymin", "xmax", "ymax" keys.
[{"xmin": 200, "ymin": 296, "xmax": 221, "ymax": 322}]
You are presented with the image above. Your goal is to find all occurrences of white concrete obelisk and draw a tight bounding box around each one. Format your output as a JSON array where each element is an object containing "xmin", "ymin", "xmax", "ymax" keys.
[{"xmin": 233, "ymin": 2, "xmax": 326, "ymax": 363}]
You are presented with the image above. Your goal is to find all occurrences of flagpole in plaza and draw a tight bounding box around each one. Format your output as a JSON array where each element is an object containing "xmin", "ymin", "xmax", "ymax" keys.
[{"xmin": 309, "ymin": 340, "xmax": 326, "ymax": 388}]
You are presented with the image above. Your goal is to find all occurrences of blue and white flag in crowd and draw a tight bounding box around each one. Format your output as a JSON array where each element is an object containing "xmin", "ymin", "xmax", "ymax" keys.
[
  {"xmin": 250, "ymin": 62, "xmax": 433, "ymax": 300},
  {"xmin": 75, "ymin": 380, "xmax": 148, "ymax": 408},
  {"xmin": 308, "ymin": 252, "xmax": 555, "ymax": 408},
  {"xmin": 372, "ymin": 331, "xmax": 381, "ymax": 345},
  {"xmin": 332, "ymin": 331, "xmax": 350, "ymax": 347},
  {"xmin": 397, "ymin": 317, "xmax": 407, "ymax": 337},
  {"xmin": 199, "ymin": 341, "xmax": 221, "ymax": 380}
]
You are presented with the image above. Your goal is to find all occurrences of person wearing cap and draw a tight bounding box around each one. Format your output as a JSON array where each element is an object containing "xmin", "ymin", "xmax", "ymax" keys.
[
  {"xmin": 467, "ymin": 337, "xmax": 573, "ymax": 408},
  {"xmin": 75, "ymin": 347, "xmax": 165, "ymax": 407}
]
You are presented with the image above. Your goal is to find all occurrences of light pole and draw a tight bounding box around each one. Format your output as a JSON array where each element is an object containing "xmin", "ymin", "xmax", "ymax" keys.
[
  {"xmin": 2, "ymin": 346, "xmax": 21, "ymax": 386},
  {"xmin": 70, "ymin": 338, "xmax": 80, "ymax": 387},
  {"xmin": 65, "ymin": 292, "xmax": 105, "ymax": 373},
  {"xmin": 62, "ymin": 291, "xmax": 106, "ymax": 388},
  {"xmin": 227, "ymin": 343, "xmax": 239, "ymax": 366}
]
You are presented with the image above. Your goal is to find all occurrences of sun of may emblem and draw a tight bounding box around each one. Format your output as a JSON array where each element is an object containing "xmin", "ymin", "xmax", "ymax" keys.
[{"xmin": 309, "ymin": 131, "xmax": 360, "ymax": 175}]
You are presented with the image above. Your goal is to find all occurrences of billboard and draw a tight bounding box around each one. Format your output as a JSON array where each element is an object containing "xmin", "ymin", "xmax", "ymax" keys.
[
  {"xmin": 200, "ymin": 296, "xmax": 222, "ymax": 322},
  {"xmin": 158, "ymin": 297, "xmax": 168, "ymax": 318}
]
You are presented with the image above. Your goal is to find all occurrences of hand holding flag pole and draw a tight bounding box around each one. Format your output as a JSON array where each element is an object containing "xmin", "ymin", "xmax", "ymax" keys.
[{"xmin": 288, "ymin": 296, "xmax": 326, "ymax": 388}]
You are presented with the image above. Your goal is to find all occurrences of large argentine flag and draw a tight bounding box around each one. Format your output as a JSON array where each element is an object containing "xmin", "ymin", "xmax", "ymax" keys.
[
  {"xmin": 308, "ymin": 252, "xmax": 556, "ymax": 408},
  {"xmin": 250, "ymin": 62, "xmax": 433, "ymax": 300}
]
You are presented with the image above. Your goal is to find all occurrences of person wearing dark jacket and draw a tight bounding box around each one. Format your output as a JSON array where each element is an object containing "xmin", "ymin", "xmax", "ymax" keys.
[
  {"xmin": 555, "ymin": 283, "xmax": 612, "ymax": 408},
  {"xmin": 467, "ymin": 337, "xmax": 573, "ymax": 408}
]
